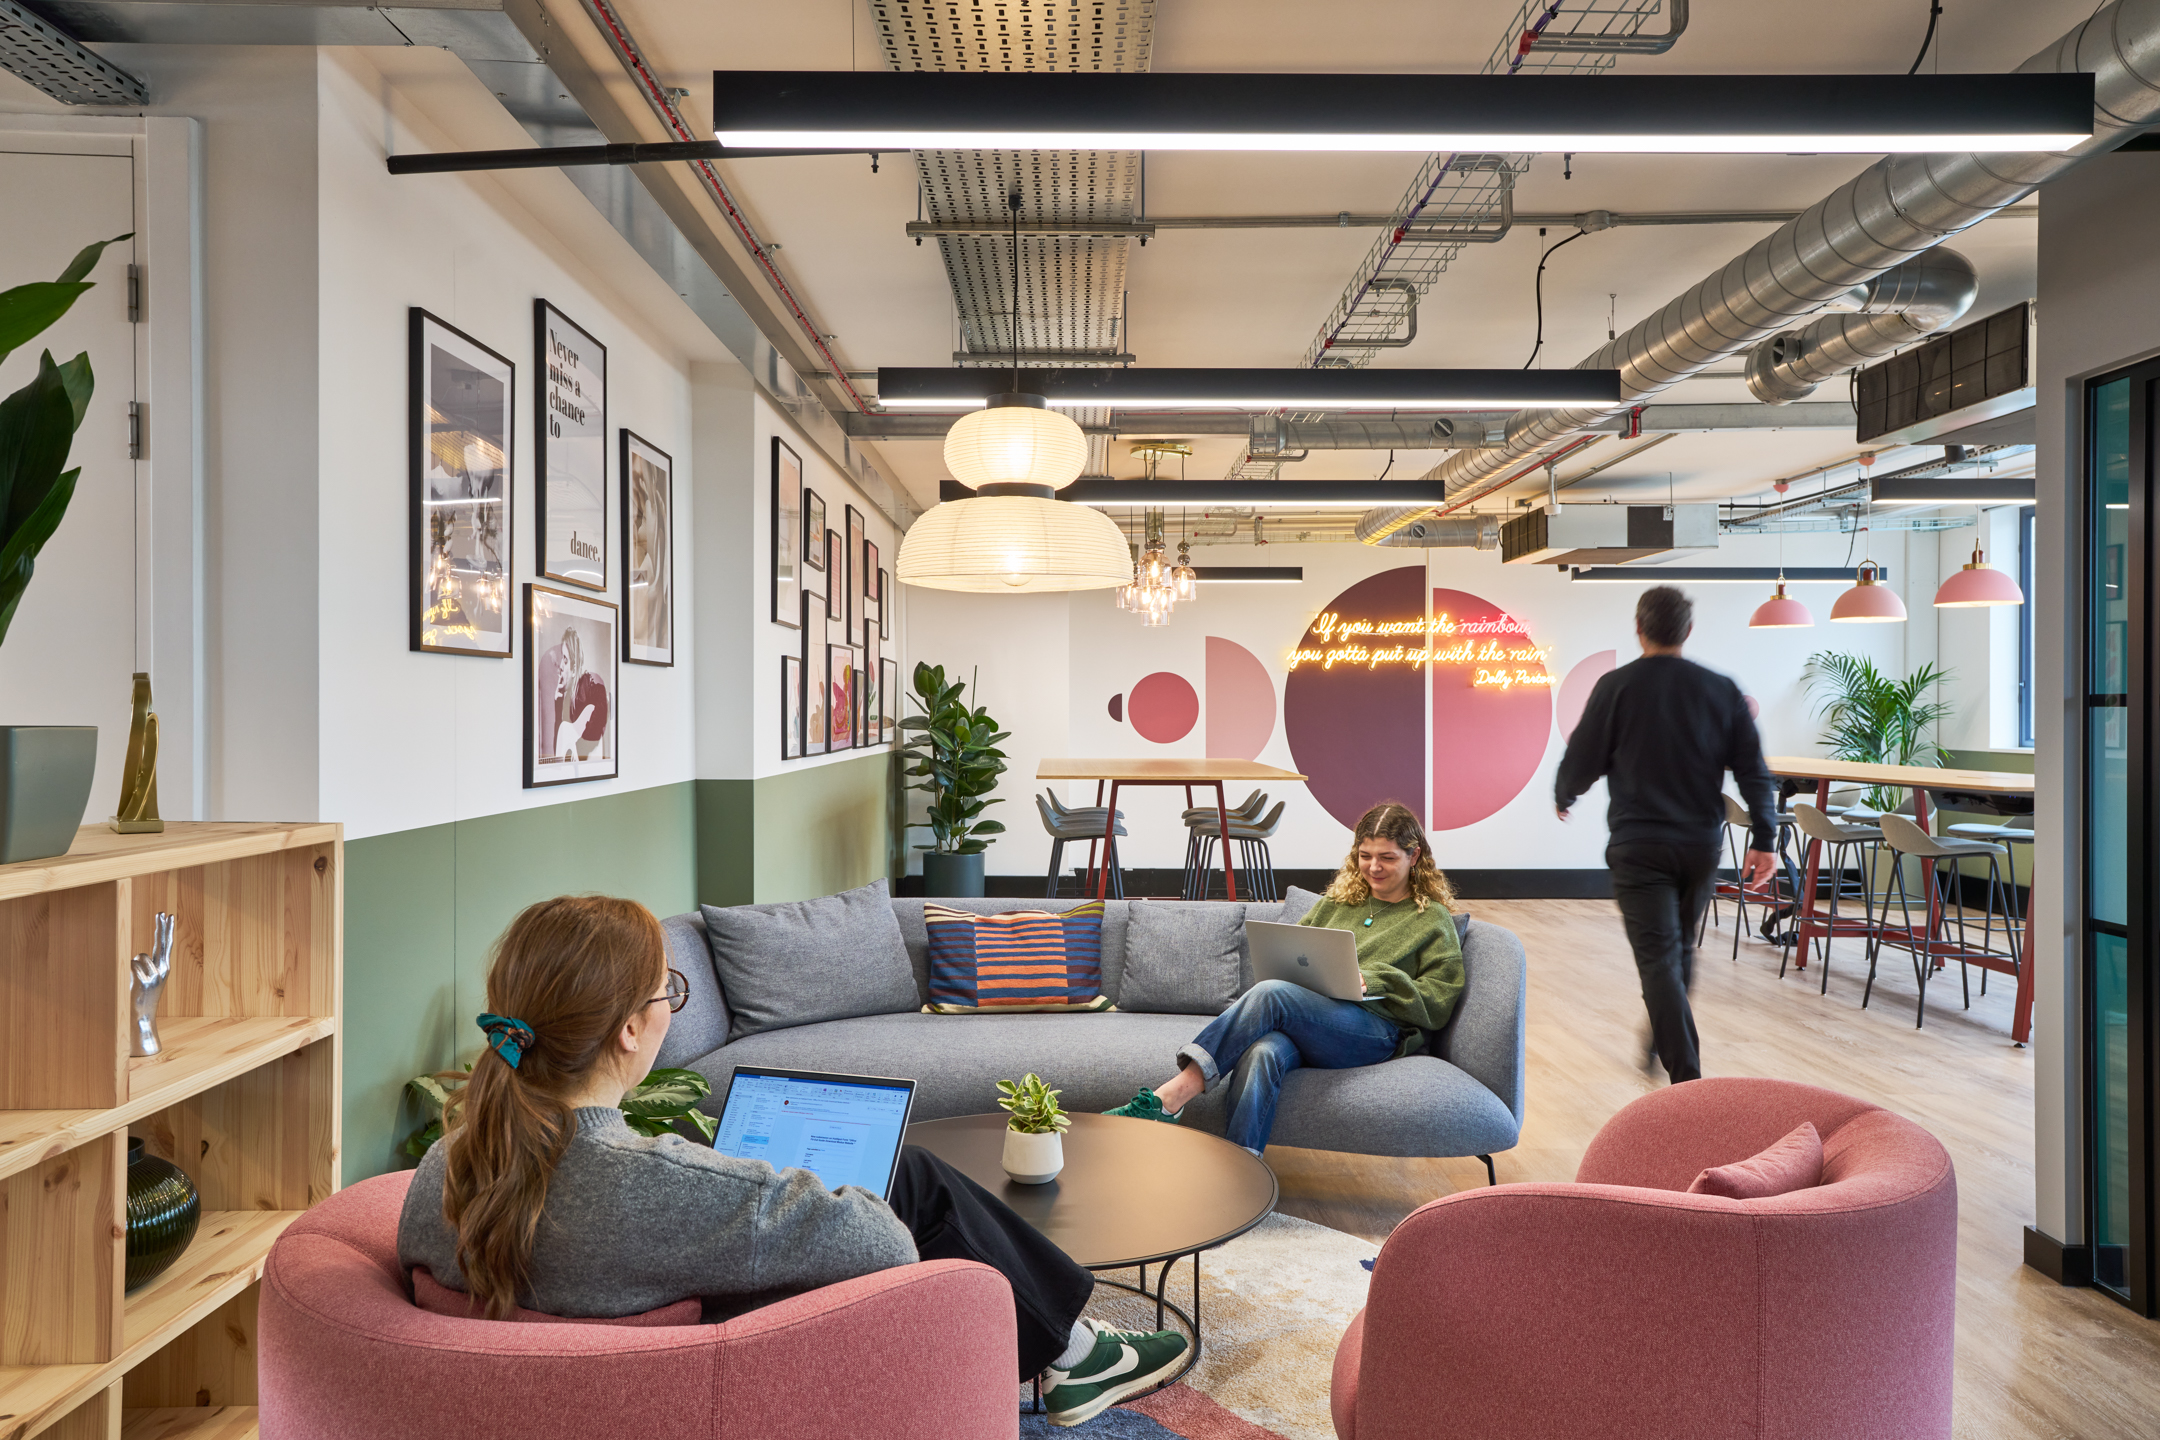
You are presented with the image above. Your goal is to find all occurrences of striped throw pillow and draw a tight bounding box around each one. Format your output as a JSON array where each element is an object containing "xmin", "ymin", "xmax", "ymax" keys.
[{"xmin": 923, "ymin": 902, "xmax": 1114, "ymax": 1014}]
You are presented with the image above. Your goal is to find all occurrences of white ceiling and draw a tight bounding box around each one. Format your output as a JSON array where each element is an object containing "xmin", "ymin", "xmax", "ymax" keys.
[{"xmin": 605, "ymin": 0, "xmax": 2078, "ymax": 512}]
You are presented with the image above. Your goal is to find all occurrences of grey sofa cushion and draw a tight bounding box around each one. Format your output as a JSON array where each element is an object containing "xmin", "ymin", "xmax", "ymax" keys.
[
  {"xmin": 1119, "ymin": 902, "xmax": 1251, "ymax": 1014},
  {"xmin": 700, "ymin": 879, "xmax": 918, "ymax": 1041},
  {"xmin": 654, "ymin": 912, "xmax": 728, "ymax": 1069},
  {"xmin": 1259, "ymin": 1052, "xmax": 1521, "ymax": 1156},
  {"xmin": 1433, "ymin": 919, "xmax": 1527, "ymax": 1127},
  {"xmin": 690, "ymin": 1011, "xmax": 1203, "ymax": 1121},
  {"xmin": 1280, "ymin": 885, "xmax": 1322, "ymax": 923},
  {"xmin": 892, "ymin": 897, "xmax": 1134, "ymax": 1003}
]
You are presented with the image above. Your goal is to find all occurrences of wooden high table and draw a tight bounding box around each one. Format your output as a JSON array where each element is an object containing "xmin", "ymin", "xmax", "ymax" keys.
[
  {"xmin": 1037, "ymin": 758, "xmax": 1308, "ymax": 900},
  {"xmin": 1767, "ymin": 757, "xmax": 2035, "ymax": 1043}
]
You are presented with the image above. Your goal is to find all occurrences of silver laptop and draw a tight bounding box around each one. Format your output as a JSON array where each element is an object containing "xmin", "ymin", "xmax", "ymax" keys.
[
  {"xmin": 710, "ymin": 1066, "xmax": 918, "ymax": 1200},
  {"xmin": 1246, "ymin": 920, "xmax": 1384, "ymax": 1004}
]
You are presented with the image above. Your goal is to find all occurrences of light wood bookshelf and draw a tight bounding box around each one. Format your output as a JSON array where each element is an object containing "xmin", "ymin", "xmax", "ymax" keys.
[{"xmin": 0, "ymin": 822, "xmax": 342, "ymax": 1440}]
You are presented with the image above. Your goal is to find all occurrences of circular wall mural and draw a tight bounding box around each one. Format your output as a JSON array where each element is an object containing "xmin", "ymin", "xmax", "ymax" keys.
[
  {"xmin": 1128, "ymin": 670, "xmax": 1199, "ymax": 743},
  {"xmin": 1283, "ymin": 566, "xmax": 1427, "ymax": 829},
  {"xmin": 1429, "ymin": 587, "xmax": 1551, "ymax": 830},
  {"xmin": 1556, "ymin": 649, "xmax": 1617, "ymax": 743}
]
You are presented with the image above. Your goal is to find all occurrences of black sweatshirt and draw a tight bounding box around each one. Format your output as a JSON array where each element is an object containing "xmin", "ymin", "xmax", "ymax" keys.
[{"xmin": 1553, "ymin": 653, "xmax": 1779, "ymax": 853}]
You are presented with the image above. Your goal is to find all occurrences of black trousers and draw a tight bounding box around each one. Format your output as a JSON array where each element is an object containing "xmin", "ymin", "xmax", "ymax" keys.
[
  {"xmin": 1607, "ymin": 840, "xmax": 1720, "ymax": 1085},
  {"xmin": 886, "ymin": 1146, "xmax": 1095, "ymax": 1379}
]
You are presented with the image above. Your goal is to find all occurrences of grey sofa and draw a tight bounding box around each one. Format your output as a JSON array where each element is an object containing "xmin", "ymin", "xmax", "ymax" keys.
[{"xmin": 654, "ymin": 887, "xmax": 1525, "ymax": 1162}]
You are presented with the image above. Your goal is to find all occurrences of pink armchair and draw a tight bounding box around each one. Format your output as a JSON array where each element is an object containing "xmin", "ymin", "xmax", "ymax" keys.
[
  {"xmin": 1330, "ymin": 1078, "xmax": 1957, "ymax": 1440},
  {"xmin": 259, "ymin": 1171, "xmax": 1018, "ymax": 1440}
]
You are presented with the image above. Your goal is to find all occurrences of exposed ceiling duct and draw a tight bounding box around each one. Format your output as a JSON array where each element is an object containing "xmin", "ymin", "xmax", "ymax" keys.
[
  {"xmin": 1742, "ymin": 247, "xmax": 1979, "ymax": 404},
  {"xmin": 870, "ymin": 0, "xmax": 1150, "ymax": 367},
  {"xmin": 1357, "ymin": 0, "xmax": 2160, "ymax": 544},
  {"xmin": 1372, "ymin": 515, "xmax": 1501, "ymax": 549}
]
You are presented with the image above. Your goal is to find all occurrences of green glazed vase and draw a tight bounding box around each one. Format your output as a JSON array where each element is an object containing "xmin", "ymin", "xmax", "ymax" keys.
[{"xmin": 125, "ymin": 1137, "xmax": 201, "ymax": 1291}]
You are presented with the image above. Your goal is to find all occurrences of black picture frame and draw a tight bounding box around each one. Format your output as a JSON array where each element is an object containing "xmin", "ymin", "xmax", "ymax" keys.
[
  {"xmin": 880, "ymin": 658, "xmax": 898, "ymax": 746},
  {"xmin": 804, "ymin": 487, "xmax": 827, "ymax": 571},
  {"xmin": 879, "ymin": 567, "xmax": 891, "ymax": 641},
  {"xmin": 803, "ymin": 591, "xmax": 829, "ymax": 756},
  {"xmin": 534, "ymin": 299, "xmax": 608, "ymax": 592},
  {"xmin": 825, "ymin": 529, "xmax": 850, "ymax": 642},
  {"xmin": 781, "ymin": 654, "xmax": 804, "ymax": 760},
  {"xmin": 524, "ymin": 583, "xmax": 620, "ymax": 788},
  {"xmin": 772, "ymin": 438, "xmax": 803, "ymax": 627},
  {"xmin": 849, "ymin": 643, "xmax": 869, "ymax": 749},
  {"xmin": 825, "ymin": 643, "xmax": 855, "ymax": 753},
  {"xmin": 409, "ymin": 308, "xmax": 515, "ymax": 658},
  {"xmin": 845, "ymin": 505, "xmax": 866, "ymax": 634},
  {"xmin": 620, "ymin": 428, "xmax": 673, "ymax": 666}
]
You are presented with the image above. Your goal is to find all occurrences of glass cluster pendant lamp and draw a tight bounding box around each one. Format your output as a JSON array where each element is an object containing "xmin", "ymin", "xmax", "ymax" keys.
[{"xmin": 1115, "ymin": 515, "xmax": 1190, "ymax": 626}]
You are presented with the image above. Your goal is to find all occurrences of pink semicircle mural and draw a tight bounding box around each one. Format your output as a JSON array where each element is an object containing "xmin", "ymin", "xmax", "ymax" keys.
[
  {"xmin": 1430, "ymin": 587, "xmax": 1552, "ymax": 831},
  {"xmin": 1284, "ymin": 566, "xmax": 1427, "ymax": 829},
  {"xmin": 1205, "ymin": 636, "xmax": 1276, "ymax": 760},
  {"xmin": 1556, "ymin": 650, "xmax": 1617, "ymax": 742},
  {"xmin": 1129, "ymin": 671, "xmax": 1199, "ymax": 744}
]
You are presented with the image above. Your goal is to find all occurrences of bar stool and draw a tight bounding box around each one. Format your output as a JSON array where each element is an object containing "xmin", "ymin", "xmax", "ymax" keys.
[
  {"xmin": 1180, "ymin": 791, "xmax": 1267, "ymax": 899},
  {"xmin": 1188, "ymin": 801, "xmax": 1287, "ymax": 901},
  {"xmin": 1702, "ymin": 794, "xmax": 1762, "ymax": 958},
  {"xmin": 1787, "ymin": 802, "xmax": 1884, "ymax": 992},
  {"xmin": 1947, "ymin": 817, "xmax": 2032, "ymax": 994},
  {"xmin": 1871, "ymin": 813, "xmax": 2016, "ymax": 1029},
  {"xmin": 1036, "ymin": 795, "xmax": 1125, "ymax": 900}
]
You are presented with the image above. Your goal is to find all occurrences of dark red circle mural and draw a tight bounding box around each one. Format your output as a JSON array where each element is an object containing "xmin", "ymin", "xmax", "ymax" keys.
[
  {"xmin": 1129, "ymin": 671, "xmax": 1199, "ymax": 743},
  {"xmin": 1283, "ymin": 566, "xmax": 1427, "ymax": 829}
]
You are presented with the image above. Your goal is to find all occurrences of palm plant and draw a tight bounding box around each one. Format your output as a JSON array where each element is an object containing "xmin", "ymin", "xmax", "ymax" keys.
[{"xmin": 1803, "ymin": 651, "xmax": 1954, "ymax": 808}]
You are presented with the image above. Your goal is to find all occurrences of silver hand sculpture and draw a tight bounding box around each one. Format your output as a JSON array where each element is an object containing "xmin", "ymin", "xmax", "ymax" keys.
[{"xmin": 130, "ymin": 912, "xmax": 175, "ymax": 1058}]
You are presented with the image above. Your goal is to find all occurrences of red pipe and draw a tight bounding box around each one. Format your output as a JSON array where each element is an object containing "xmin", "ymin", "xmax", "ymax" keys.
[{"xmin": 1430, "ymin": 433, "xmax": 1596, "ymax": 517}]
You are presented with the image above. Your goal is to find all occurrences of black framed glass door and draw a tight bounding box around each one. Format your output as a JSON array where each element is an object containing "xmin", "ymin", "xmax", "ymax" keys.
[{"xmin": 2085, "ymin": 364, "xmax": 2156, "ymax": 1312}]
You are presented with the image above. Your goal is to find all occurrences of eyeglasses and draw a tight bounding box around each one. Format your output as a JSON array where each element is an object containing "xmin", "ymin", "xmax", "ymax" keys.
[{"xmin": 648, "ymin": 968, "xmax": 689, "ymax": 1013}]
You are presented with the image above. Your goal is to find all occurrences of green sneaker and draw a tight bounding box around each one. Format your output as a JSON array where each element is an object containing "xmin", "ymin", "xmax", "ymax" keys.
[
  {"xmin": 1042, "ymin": 1319, "xmax": 1190, "ymax": 1426},
  {"xmin": 1103, "ymin": 1088, "xmax": 1179, "ymax": 1124}
]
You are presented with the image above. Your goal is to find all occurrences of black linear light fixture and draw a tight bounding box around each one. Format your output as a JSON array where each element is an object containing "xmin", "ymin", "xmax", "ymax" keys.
[
  {"xmin": 940, "ymin": 478, "xmax": 1452, "ymax": 507},
  {"xmin": 887, "ymin": 367, "xmax": 1621, "ymax": 412},
  {"xmin": 1569, "ymin": 567, "xmax": 1893, "ymax": 583},
  {"xmin": 713, "ymin": 71, "xmax": 2092, "ymax": 154},
  {"xmin": 1193, "ymin": 568, "xmax": 1304, "ymax": 583}
]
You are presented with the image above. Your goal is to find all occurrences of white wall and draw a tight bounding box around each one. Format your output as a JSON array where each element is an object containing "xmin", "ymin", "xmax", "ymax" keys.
[
  {"xmin": 907, "ymin": 523, "xmax": 1914, "ymax": 880},
  {"xmin": 1932, "ymin": 504, "xmax": 2031, "ymax": 754},
  {"xmin": 314, "ymin": 49, "xmax": 702, "ymax": 841}
]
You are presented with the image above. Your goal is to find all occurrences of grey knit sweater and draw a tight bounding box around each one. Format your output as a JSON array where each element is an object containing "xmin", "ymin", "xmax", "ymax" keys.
[{"xmin": 397, "ymin": 1107, "xmax": 918, "ymax": 1320}]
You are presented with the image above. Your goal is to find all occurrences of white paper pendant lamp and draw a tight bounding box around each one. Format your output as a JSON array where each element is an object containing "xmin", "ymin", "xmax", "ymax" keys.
[
  {"xmin": 943, "ymin": 393, "xmax": 1088, "ymax": 491},
  {"xmin": 896, "ymin": 493, "xmax": 1133, "ymax": 593}
]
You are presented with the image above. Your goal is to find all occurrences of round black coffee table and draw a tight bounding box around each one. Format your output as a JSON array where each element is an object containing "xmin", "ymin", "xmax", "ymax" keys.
[{"xmin": 906, "ymin": 1112, "xmax": 1278, "ymax": 1390}]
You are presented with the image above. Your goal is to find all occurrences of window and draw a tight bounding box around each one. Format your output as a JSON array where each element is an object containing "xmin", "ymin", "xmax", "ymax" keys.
[{"xmin": 2021, "ymin": 504, "xmax": 2036, "ymax": 748}]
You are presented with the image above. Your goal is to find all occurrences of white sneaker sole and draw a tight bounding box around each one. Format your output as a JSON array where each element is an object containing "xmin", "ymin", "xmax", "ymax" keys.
[{"xmin": 1045, "ymin": 1344, "xmax": 1190, "ymax": 1428}]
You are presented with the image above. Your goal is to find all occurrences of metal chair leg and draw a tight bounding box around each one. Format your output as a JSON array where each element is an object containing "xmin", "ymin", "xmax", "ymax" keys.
[
  {"xmin": 1476, "ymin": 1154, "xmax": 1496, "ymax": 1187},
  {"xmin": 1046, "ymin": 837, "xmax": 1065, "ymax": 900}
]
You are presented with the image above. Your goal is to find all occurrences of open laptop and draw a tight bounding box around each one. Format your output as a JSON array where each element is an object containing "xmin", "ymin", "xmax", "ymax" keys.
[
  {"xmin": 1246, "ymin": 920, "xmax": 1386, "ymax": 1004},
  {"xmin": 710, "ymin": 1066, "xmax": 918, "ymax": 1200}
]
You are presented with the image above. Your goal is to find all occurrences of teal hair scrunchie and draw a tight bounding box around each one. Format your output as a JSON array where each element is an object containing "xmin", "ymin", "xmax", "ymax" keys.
[{"xmin": 477, "ymin": 1012, "xmax": 536, "ymax": 1069}]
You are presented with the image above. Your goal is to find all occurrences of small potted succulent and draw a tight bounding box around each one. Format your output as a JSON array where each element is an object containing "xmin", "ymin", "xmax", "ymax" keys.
[{"xmin": 997, "ymin": 1072, "xmax": 1070, "ymax": 1184}]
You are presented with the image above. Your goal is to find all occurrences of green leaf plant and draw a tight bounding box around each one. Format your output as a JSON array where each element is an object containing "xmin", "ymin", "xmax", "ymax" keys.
[
  {"xmin": 1803, "ymin": 649, "xmax": 1954, "ymax": 809},
  {"xmin": 899, "ymin": 661, "xmax": 1010, "ymax": 855},
  {"xmin": 0, "ymin": 233, "xmax": 131, "ymax": 649},
  {"xmin": 996, "ymin": 1073, "xmax": 1071, "ymax": 1135},
  {"xmin": 401, "ymin": 1062, "xmax": 718, "ymax": 1159}
]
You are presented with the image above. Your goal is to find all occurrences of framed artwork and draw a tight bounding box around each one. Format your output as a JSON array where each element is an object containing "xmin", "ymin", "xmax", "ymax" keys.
[
  {"xmin": 825, "ymin": 530, "xmax": 851, "ymax": 642},
  {"xmin": 880, "ymin": 658, "xmax": 898, "ymax": 746},
  {"xmin": 879, "ymin": 568, "xmax": 891, "ymax": 641},
  {"xmin": 804, "ymin": 488, "xmax": 827, "ymax": 573},
  {"xmin": 409, "ymin": 309, "xmax": 514, "ymax": 657},
  {"xmin": 773, "ymin": 438, "xmax": 803, "ymax": 627},
  {"xmin": 860, "ymin": 651, "xmax": 883, "ymax": 746},
  {"xmin": 534, "ymin": 300, "xmax": 608, "ymax": 591},
  {"xmin": 804, "ymin": 594, "xmax": 829, "ymax": 756},
  {"xmin": 863, "ymin": 540, "xmax": 881, "ymax": 636},
  {"xmin": 781, "ymin": 654, "xmax": 804, "ymax": 760},
  {"xmin": 524, "ymin": 584, "xmax": 619, "ymax": 788},
  {"xmin": 621, "ymin": 429, "xmax": 673, "ymax": 665},
  {"xmin": 826, "ymin": 644, "xmax": 856, "ymax": 752},
  {"xmin": 846, "ymin": 506, "xmax": 866, "ymax": 632}
]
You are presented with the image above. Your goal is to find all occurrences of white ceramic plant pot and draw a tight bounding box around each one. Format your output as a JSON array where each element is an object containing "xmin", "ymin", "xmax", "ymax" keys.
[{"xmin": 1002, "ymin": 1127, "xmax": 1065, "ymax": 1184}]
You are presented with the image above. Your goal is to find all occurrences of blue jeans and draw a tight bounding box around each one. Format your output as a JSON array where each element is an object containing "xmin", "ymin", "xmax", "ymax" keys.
[{"xmin": 1177, "ymin": 980, "xmax": 1401, "ymax": 1153}]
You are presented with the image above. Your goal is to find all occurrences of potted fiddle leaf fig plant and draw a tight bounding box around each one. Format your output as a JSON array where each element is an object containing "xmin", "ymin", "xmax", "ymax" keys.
[
  {"xmin": 0, "ymin": 232, "xmax": 132, "ymax": 863},
  {"xmin": 900, "ymin": 662, "xmax": 1008, "ymax": 897},
  {"xmin": 997, "ymin": 1072, "xmax": 1070, "ymax": 1184}
]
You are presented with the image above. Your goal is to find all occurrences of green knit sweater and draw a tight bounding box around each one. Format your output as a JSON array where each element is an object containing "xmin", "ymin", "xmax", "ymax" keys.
[{"xmin": 1297, "ymin": 894, "xmax": 1465, "ymax": 1058}]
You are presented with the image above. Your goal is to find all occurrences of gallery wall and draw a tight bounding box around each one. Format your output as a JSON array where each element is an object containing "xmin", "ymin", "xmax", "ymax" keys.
[{"xmin": 905, "ymin": 523, "xmax": 1955, "ymax": 887}]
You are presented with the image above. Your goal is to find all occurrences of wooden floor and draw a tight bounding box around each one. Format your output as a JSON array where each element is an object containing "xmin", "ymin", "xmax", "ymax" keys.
[{"xmin": 1264, "ymin": 898, "xmax": 2160, "ymax": 1440}]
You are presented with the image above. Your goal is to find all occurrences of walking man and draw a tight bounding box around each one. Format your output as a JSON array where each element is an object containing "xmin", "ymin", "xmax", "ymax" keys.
[{"xmin": 1554, "ymin": 587, "xmax": 1778, "ymax": 1083}]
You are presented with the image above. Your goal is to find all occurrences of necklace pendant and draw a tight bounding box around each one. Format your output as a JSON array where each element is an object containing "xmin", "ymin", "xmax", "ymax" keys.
[{"xmin": 1363, "ymin": 917, "xmax": 1374, "ymax": 927}]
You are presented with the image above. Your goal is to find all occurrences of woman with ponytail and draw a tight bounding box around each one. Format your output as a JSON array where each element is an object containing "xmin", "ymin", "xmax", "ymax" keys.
[
  {"xmin": 397, "ymin": 895, "xmax": 1186, "ymax": 1428},
  {"xmin": 1107, "ymin": 802, "xmax": 1465, "ymax": 1154}
]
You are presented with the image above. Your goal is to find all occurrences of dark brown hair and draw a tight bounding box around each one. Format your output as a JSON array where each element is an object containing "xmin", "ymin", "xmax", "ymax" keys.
[
  {"xmin": 441, "ymin": 896, "xmax": 666, "ymax": 1319},
  {"xmin": 1323, "ymin": 801, "xmax": 1457, "ymax": 912},
  {"xmin": 1636, "ymin": 585, "xmax": 1694, "ymax": 647}
]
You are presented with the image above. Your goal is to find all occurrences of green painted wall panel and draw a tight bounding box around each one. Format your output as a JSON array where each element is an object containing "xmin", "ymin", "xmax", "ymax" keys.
[
  {"xmin": 340, "ymin": 781, "xmax": 697, "ymax": 1184},
  {"xmin": 748, "ymin": 752, "xmax": 899, "ymax": 902},
  {"xmin": 696, "ymin": 778, "xmax": 756, "ymax": 908}
]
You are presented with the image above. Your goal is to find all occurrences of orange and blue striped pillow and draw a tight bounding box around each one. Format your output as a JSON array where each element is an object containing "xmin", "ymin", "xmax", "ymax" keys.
[{"xmin": 923, "ymin": 901, "xmax": 1114, "ymax": 1014}]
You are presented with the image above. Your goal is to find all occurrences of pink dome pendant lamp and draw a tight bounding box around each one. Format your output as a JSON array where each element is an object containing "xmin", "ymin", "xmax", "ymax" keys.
[
  {"xmin": 1749, "ymin": 482, "xmax": 1815, "ymax": 628},
  {"xmin": 1933, "ymin": 514, "xmax": 2026, "ymax": 608},
  {"xmin": 1831, "ymin": 560, "xmax": 1908, "ymax": 622}
]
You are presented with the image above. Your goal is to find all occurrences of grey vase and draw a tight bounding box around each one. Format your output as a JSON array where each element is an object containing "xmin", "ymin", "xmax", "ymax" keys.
[
  {"xmin": 0, "ymin": 726, "xmax": 96, "ymax": 864},
  {"xmin": 923, "ymin": 851, "xmax": 986, "ymax": 897}
]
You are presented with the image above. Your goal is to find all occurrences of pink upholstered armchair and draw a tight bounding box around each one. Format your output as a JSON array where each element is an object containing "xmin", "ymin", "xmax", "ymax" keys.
[
  {"xmin": 259, "ymin": 1171, "xmax": 1019, "ymax": 1440},
  {"xmin": 1330, "ymin": 1078, "xmax": 1957, "ymax": 1440}
]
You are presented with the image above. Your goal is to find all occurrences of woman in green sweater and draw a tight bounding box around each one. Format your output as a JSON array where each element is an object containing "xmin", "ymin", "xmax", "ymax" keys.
[{"xmin": 1106, "ymin": 801, "xmax": 1465, "ymax": 1153}]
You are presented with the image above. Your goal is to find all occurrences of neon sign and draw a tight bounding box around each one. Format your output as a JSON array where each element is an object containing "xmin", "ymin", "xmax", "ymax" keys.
[{"xmin": 1285, "ymin": 610, "xmax": 1553, "ymax": 688}]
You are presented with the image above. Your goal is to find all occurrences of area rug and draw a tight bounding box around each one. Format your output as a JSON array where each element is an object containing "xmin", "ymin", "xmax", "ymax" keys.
[{"xmin": 1017, "ymin": 1213, "xmax": 1376, "ymax": 1440}]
